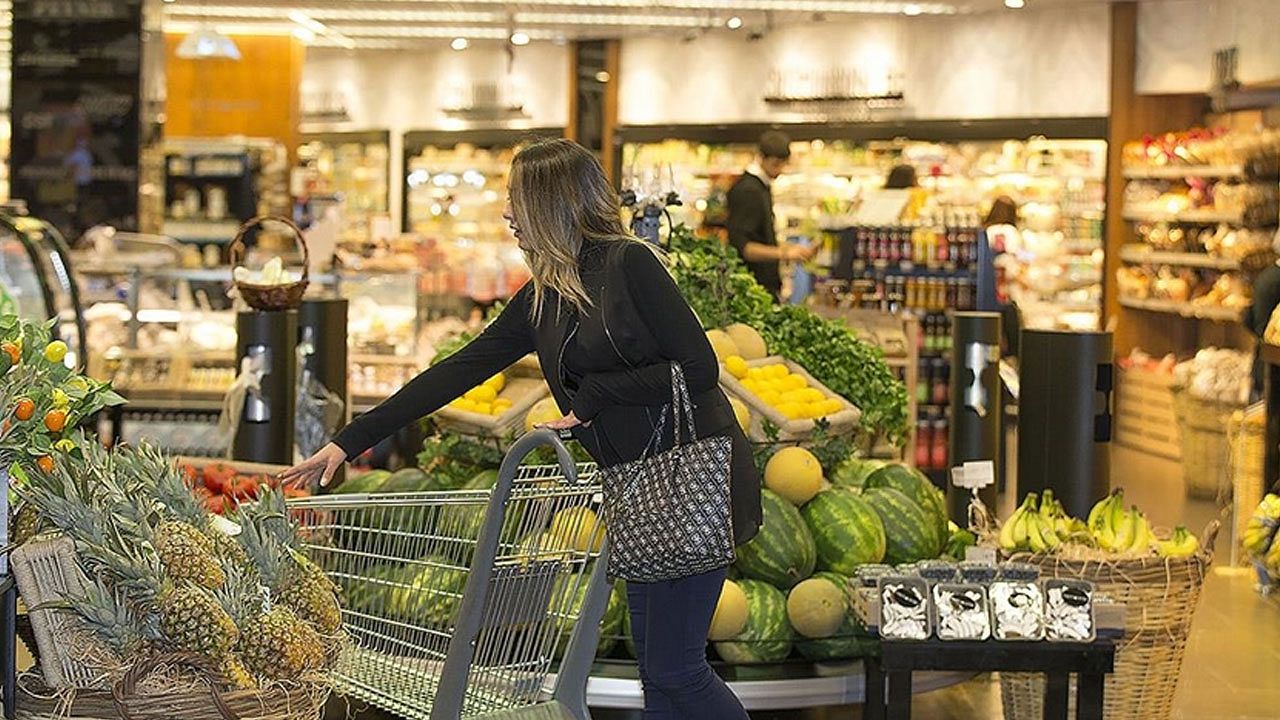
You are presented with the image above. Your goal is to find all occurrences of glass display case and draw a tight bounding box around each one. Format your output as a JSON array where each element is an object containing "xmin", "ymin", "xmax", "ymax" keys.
[
  {"xmin": 0, "ymin": 202, "xmax": 88, "ymax": 365},
  {"xmin": 297, "ymin": 131, "xmax": 391, "ymax": 246}
]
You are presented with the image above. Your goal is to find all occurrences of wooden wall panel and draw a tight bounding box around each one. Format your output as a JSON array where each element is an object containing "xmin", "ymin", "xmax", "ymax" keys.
[{"xmin": 164, "ymin": 34, "xmax": 304, "ymax": 155}]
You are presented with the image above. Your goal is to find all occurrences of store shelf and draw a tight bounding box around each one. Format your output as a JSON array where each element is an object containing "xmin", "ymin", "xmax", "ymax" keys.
[
  {"xmin": 1122, "ymin": 164, "xmax": 1244, "ymax": 180},
  {"xmin": 1117, "ymin": 245, "xmax": 1241, "ymax": 270},
  {"xmin": 1117, "ymin": 296, "xmax": 1244, "ymax": 322},
  {"xmin": 1121, "ymin": 207, "xmax": 1247, "ymax": 224}
]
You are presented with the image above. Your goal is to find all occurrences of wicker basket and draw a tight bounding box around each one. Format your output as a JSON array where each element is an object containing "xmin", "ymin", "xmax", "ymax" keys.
[
  {"xmin": 229, "ymin": 216, "xmax": 310, "ymax": 312},
  {"xmin": 1228, "ymin": 403, "xmax": 1267, "ymax": 565},
  {"xmin": 15, "ymin": 653, "xmax": 328, "ymax": 720},
  {"xmin": 999, "ymin": 525, "xmax": 1216, "ymax": 720},
  {"xmin": 1171, "ymin": 387, "xmax": 1242, "ymax": 501},
  {"xmin": 718, "ymin": 356, "xmax": 861, "ymax": 442}
]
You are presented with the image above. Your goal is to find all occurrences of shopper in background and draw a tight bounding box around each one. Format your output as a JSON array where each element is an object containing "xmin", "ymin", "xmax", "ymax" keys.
[
  {"xmin": 726, "ymin": 130, "xmax": 818, "ymax": 299},
  {"xmin": 984, "ymin": 195, "xmax": 1023, "ymax": 359},
  {"xmin": 281, "ymin": 139, "xmax": 759, "ymax": 720},
  {"xmin": 1243, "ymin": 232, "xmax": 1280, "ymax": 397}
]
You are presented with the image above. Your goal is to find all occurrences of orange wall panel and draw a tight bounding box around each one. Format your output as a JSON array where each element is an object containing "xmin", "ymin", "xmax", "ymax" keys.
[{"xmin": 164, "ymin": 34, "xmax": 304, "ymax": 153}]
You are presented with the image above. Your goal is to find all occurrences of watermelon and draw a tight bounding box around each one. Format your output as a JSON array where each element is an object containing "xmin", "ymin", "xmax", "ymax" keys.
[
  {"xmin": 387, "ymin": 558, "xmax": 468, "ymax": 625},
  {"xmin": 795, "ymin": 572, "xmax": 877, "ymax": 661},
  {"xmin": 865, "ymin": 463, "xmax": 948, "ymax": 544},
  {"xmin": 343, "ymin": 564, "xmax": 400, "ymax": 616},
  {"xmin": 464, "ymin": 469, "xmax": 500, "ymax": 490},
  {"xmin": 379, "ymin": 468, "xmax": 430, "ymax": 493},
  {"xmin": 713, "ymin": 579, "xmax": 793, "ymax": 664},
  {"xmin": 622, "ymin": 594, "xmax": 636, "ymax": 659},
  {"xmin": 599, "ymin": 583, "xmax": 627, "ymax": 657},
  {"xmin": 734, "ymin": 489, "xmax": 816, "ymax": 589},
  {"xmin": 801, "ymin": 488, "xmax": 886, "ymax": 573},
  {"xmin": 830, "ymin": 457, "xmax": 887, "ymax": 490},
  {"xmin": 862, "ymin": 487, "xmax": 942, "ymax": 564},
  {"xmin": 552, "ymin": 574, "xmax": 628, "ymax": 658},
  {"xmin": 334, "ymin": 469, "xmax": 390, "ymax": 494}
]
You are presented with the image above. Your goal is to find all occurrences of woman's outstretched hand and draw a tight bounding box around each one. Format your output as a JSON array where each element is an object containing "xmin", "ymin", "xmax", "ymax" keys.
[
  {"xmin": 538, "ymin": 411, "xmax": 583, "ymax": 430},
  {"xmin": 279, "ymin": 442, "xmax": 347, "ymax": 489}
]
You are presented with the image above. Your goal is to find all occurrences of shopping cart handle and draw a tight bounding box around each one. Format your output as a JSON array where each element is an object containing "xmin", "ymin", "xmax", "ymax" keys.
[{"xmin": 500, "ymin": 428, "xmax": 579, "ymax": 485}]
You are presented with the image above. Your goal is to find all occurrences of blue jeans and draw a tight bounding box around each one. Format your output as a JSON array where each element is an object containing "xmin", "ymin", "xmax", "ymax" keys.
[{"xmin": 626, "ymin": 567, "xmax": 749, "ymax": 720}]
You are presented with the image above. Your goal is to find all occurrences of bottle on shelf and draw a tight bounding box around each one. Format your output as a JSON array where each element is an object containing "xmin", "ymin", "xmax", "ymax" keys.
[{"xmin": 915, "ymin": 420, "xmax": 933, "ymax": 469}]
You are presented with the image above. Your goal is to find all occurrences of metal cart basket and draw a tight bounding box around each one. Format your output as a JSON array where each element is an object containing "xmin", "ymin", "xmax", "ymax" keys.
[{"xmin": 288, "ymin": 430, "xmax": 611, "ymax": 720}]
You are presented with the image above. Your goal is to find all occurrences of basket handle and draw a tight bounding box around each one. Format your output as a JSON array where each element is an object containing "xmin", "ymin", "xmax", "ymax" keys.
[
  {"xmin": 228, "ymin": 215, "xmax": 311, "ymax": 285},
  {"xmin": 112, "ymin": 652, "xmax": 240, "ymax": 720}
]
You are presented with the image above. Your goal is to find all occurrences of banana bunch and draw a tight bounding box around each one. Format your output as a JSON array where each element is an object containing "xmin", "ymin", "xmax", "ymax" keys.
[
  {"xmin": 1266, "ymin": 531, "xmax": 1280, "ymax": 578},
  {"xmin": 1153, "ymin": 526, "xmax": 1200, "ymax": 559},
  {"xmin": 1243, "ymin": 493, "xmax": 1280, "ymax": 559},
  {"xmin": 1000, "ymin": 492, "xmax": 1063, "ymax": 553},
  {"xmin": 1087, "ymin": 489, "xmax": 1155, "ymax": 555}
]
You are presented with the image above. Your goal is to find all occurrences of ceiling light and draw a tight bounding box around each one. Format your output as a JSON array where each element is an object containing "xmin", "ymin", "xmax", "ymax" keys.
[
  {"xmin": 726, "ymin": 16, "xmax": 743, "ymax": 29},
  {"xmin": 903, "ymin": 3, "xmax": 923, "ymax": 15},
  {"xmin": 1005, "ymin": 0, "xmax": 1025, "ymax": 7},
  {"xmin": 292, "ymin": 26, "xmax": 315, "ymax": 42},
  {"xmin": 510, "ymin": 31, "xmax": 530, "ymax": 46},
  {"xmin": 451, "ymin": 37, "xmax": 469, "ymax": 50},
  {"xmin": 595, "ymin": 70, "xmax": 611, "ymax": 83},
  {"xmin": 175, "ymin": 25, "xmax": 242, "ymax": 60},
  {"xmin": 287, "ymin": 10, "xmax": 326, "ymax": 34}
]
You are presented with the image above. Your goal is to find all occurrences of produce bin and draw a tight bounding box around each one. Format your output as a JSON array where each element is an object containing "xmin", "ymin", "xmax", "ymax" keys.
[{"xmin": 1171, "ymin": 388, "xmax": 1242, "ymax": 500}]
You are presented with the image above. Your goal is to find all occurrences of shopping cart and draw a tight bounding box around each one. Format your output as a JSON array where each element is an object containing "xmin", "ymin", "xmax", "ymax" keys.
[{"xmin": 287, "ymin": 430, "xmax": 611, "ymax": 720}]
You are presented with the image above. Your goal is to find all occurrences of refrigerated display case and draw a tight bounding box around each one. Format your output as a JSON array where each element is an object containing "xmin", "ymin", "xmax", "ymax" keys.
[
  {"xmin": 0, "ymin": 202, "xmax": 88, "ymax": 367},
  {"xmin": 297, "ymin": 131, "xmax": 391, "ymax": 246}
]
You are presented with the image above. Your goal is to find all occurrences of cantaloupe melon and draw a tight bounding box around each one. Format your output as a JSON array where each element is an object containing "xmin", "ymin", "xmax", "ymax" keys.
[
  {"xmin": 525, "ymin": 397, "xmax": 562, "ymax": 433},
  {"xmin": 764, "ymin": 447, "xmax": 824, "ymax": 506},
  {"xmin": 708, "ymin": 579, "xmax": 750, "ymax": 640},
  {"xmin": 549, "ymin": 507, "xmax": 606, "ymax": 553},
  {"xmin": 730, "ymin": 396, "xmax": 750, "ymax": 432},
  {"xmin": 725, "ymin": 323, "xmax": 768, "ymax": 360},
  {"xmin": 787, "ymin": 576, "xmax": 847, "ymax": 639},
  {"xmin": 705, "ymin": 330, "xmax": 741, "ymax": 363}
]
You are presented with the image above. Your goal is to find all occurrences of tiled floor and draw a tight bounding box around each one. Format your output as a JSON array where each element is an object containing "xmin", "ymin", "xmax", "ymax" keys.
[{"xmin": 15, "ymin": 447, "xmax": 1279, "ymax": 719}]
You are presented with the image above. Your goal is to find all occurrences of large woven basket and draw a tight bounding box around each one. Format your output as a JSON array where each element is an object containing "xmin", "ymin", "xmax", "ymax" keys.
[
  {"xmin": 1228, "ymin": 403, "xmax": 1267, "ymax": 565},
  {"xmin": 1171, "ymin": 388, "xmax": 1242, "ymax": 501},
  {"xmin": 999, "ymin": 524, "xmax": 1216, "ymax": 720}
]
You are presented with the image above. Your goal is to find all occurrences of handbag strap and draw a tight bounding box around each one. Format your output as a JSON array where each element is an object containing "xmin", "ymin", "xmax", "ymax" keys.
[{"xmin": 638, "ymin": 362, "xmax": 697, "ymax": 459}]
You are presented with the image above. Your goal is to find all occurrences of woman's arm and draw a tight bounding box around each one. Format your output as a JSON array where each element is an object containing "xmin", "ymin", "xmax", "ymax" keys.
[
  {"xmin": 332, "ymin": 285, "xmax": 535, "ymax": 459},
  {"xmin": 571, "ymin": 243, "xmax": 718, "ymax": 421}
]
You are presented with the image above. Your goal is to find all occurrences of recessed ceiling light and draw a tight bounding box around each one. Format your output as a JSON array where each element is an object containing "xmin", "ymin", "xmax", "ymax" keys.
[
  {"xmin": 903, "ymin": 3, "xmax": 923, "ymax": 15},
  {"xmin": 292, "ymin": 26, "xmax": 315, "ymax": 42},
  {"xmin": 595, "ymin": 70, "xmax": 611, "ymax": 83},
  {"xmin": 1005, "ymin": 0, "xmax": 1026, "ymax": 8},
  {"xmin": 727, "ymin": 16, "xmax": 743, "ymax": 30},
  {"xmin": 510, "ymin": 31, "xmax": 530, "ymax": 46},
  {"xmin": 451, "ymin": 37, "xmax": 469, "ymax": 50}
]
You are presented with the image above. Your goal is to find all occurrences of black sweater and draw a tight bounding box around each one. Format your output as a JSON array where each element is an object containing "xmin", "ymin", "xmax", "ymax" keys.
[
  {"xmin": 727, "ymin": 172, "xmax": 781, "ymax": 297},
  {"xmin": 332, "ymin": 240, "xmax": 763, "ymax": 545}
]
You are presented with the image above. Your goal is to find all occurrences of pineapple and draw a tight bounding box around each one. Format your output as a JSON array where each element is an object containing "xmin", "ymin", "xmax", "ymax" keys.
[
  {"xmin": 11, "ymin": 501, "xmax": 40, "ymax": 546},
  {"xmin": 67, "ymin": 576, "xmax": 162, "ymax": 659},
  {"xmin": 237, "ymin": 492, "xmax": 342, "ymax": 634},
  {"xmin": 238, "ymin": 604, "xmax": 326, "ymax": 680},
  {"xmin": 153, "ymin": 520, "xmax": 226, "ymax": 589},
  {"xmin": 218, "ymin": 655, "xmax": 257, "ymax": 691}
]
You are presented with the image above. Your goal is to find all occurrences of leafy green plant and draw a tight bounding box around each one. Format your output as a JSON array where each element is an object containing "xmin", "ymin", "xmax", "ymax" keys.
[
  {"xmin": 416, "ymin": 429, "xmax": 505, "ymax": 489},
  {"xmin": 667, "ymin": 226, "xmax": 774, "ymax": 330}
]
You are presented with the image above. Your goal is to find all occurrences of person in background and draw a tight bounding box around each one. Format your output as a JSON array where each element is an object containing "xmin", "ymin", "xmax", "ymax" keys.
[
  {"xmin": 1243, "ymin": 232, "xmax": 1280, "ymax": 397},
  {"xmin": 884, "ymin": 163, "xmax": 917, "ymax": 190},
  {"xmin": 984, "ymin": 195, "xmax": 1023, "ymax": 359},
  {"xmin": 726, "ymin": 131, "xmax": 818, "ymax": 299},
  {"xmin": 282, "ymin": 139, "xmax": 759, "ymax": 720}
]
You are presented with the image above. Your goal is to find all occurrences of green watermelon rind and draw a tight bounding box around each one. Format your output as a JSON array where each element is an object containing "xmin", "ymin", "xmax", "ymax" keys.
[
  {"xmin": 333, "ymin": 469, "xmax": 390, "ymax": 494},
  {"xmin": 734, "ymin": 489, "xmax": 817, "ymax": 589},
  {"xmin": 714, "ymin": 579, "xmax": 793, "ymax": 664},
  {"xmin": 379, "ymin": 468, "xmax": 431, "ymax": 493},
  {"xmin": 865, "ymin": 463, "xmax": 948, "ymax": 548},
  {"xmin": 830, "ymin": 457, "xmax": 887, "ymax": 490},
  {"xmin": 863, "ymin": 487, "xmax": 942, "ymax": 565},
  {"xmin": 801, "ymin": 488, "xmax": 887, "ymax": 573}
]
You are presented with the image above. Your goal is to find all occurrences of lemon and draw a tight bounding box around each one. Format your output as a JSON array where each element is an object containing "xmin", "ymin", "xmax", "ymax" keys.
[
  {"xmin": 821, "ymin": 399, "xmax": 844, "ymax": 415},
  {"xmin": 493, "ymin": 397, "xmax": 513, "ymax": 410},
  {"xmin": 724, "ymin": 355, "xmax": 749, "ymax": 379},
  {"xmin": 452, "ymin": 398, "xmax": 477, "ymax": 412},
  {"xmin": 798, "ymin": 388, "xmax": 825, "ymax": 404},
  {"xmin": 747, "ymin": 367, "xmax": 766, "ymax": 381},
  {"xmin": 783, "ymin": 374, "xmax": 807, "ymax": 391},
  {"xmin": 472, "ymin": 402, "xmax": 493, "ymax": 415},
  {"xmin": 804, "ymin": 402, "xmax": 827, "ymax": 419},
  {"xmin": 758, "ymin": 389, "xmax": 782, "ymax": 407},
  {"xmin": 484, "ymin": 373, "xmax": 507, "ymax": 392},
  {"xmin": 777, "ymin": 402, "xmax": 805, "ymax": 420},
  {"xmin": 769, "ymin": 364, "xmax": 789, "ymax": 380},
  {"xmin": 466, "ymin": 385, "xmax": 498, "ymax": 403}
]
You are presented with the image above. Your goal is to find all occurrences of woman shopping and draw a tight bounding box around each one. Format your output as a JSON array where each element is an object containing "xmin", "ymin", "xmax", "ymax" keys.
[{"xmin": 281, "ymin": 138, "xmax": 761, "ymax": 720}]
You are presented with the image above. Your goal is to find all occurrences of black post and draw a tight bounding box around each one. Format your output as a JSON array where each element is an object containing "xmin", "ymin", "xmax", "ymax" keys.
[
  {"xmin": 298, "ymin": 299, "xmax": 348, "ymax": 487},
  {"xmin": 233, "ymin": 310, "xmax": 297, "ymax": 465},
  {"xmin": 948, "ymin": 312, "xmax": 1002, "ymax": 524},
  {"xmin": 1018, "ymin": 330, "xmax": 1114, "ymax": 519}
]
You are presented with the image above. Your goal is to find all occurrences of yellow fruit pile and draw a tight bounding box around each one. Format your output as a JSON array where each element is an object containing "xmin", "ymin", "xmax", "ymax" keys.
[
  {"xmin": 725, "ymin": 357, "xmax": 843, "ymax": 421},
  {"xmin": 448, "ymin": 373, "xmax": 513, "ymax": 416}
]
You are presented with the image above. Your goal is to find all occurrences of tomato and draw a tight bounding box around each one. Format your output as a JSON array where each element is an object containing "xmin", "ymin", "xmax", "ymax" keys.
[
  {"xmin": 14, "ymin": 398, "xmax": 34, "ymax": 421},
  {"xmin": 36, "ymin": 456, "xmax": 54, "ymax": 474},
  {"xmin": 230, "ymin": 476, "xmax": 260, "ymax": 501},
  {"xmin": 205, "ymin": 494, "xmax": 230, "ymax": 515},
  {"xmin": 43, "ymin": 341, "xmax": 68, "ymax": 364},
  {"xmin": 180, "ymin": 464, "xmax": 200, "ymax": 487},
  {"xmin": 202, "ymin": 463, "xmax": 237, "ymax": 495},
  {"xmin": 283, "ymin": 487, "xmax": 310, "ymax": 499},
  {"xmin": 0, "ymin": 342, "xmax": 19, "ymax": 366},
  {"xmin": 43, "ymin": 409, "xmax": 68, "ymax": 432}
]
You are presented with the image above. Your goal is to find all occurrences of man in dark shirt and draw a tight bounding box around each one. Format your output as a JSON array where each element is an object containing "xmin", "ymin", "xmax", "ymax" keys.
[{"xmin": 726, "ymin": 131, "xmax": 817, "ymax": 299}]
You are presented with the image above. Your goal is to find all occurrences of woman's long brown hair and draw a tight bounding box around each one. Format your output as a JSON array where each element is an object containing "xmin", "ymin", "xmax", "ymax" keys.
[{"xmin": 508, "ymin": 138, "xmax": 636, "ymax": 321}]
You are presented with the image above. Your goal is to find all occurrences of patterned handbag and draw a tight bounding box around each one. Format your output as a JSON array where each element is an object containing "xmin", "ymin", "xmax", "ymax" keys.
[{"xmin": 599, "ymin": 363, "xmax": 735, "ymax": 582}]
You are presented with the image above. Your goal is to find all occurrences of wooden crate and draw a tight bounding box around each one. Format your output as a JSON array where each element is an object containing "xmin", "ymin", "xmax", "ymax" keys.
[
  {"xmin": 720, "ymin": 356, "xmax": 861, "ymax": 442},
  {"xmin": 1114, "ymin": 365, "xmax": 1181, "ymax": 461},
  {"xmin": 433, "ymin": 361, "xmax": 549, "ymax": 438}
]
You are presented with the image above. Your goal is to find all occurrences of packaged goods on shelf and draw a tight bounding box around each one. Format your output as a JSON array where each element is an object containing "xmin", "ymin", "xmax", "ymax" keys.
[{"xmin": 297, "ymin": 132, "xmax": 391, "ymax": 245}]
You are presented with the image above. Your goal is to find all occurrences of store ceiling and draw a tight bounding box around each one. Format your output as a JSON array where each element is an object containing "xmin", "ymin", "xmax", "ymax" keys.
[{"xmin": 160, "ymin": 0, "xmax": 1118, "ymax": 49}]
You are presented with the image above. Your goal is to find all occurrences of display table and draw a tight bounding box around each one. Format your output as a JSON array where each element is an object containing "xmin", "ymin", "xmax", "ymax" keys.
[{"xmin": 864, "ymin": 637, "xmax": 1116, "ymax": 720}]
